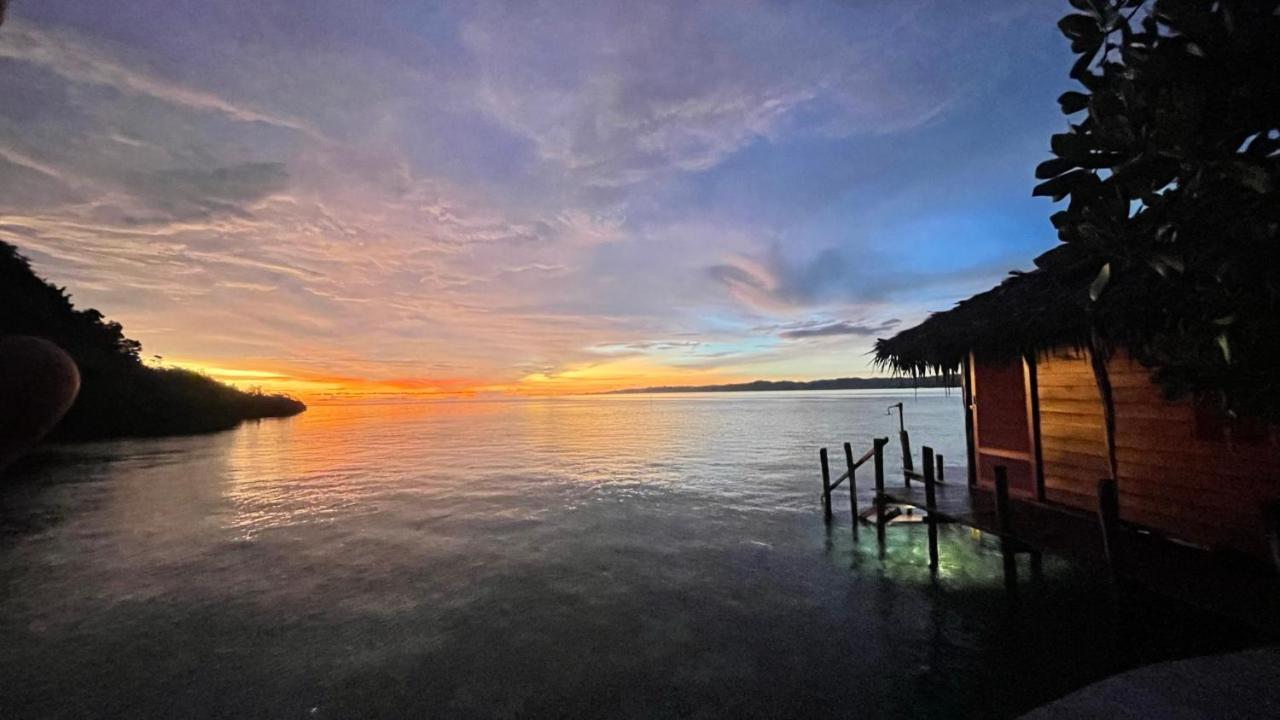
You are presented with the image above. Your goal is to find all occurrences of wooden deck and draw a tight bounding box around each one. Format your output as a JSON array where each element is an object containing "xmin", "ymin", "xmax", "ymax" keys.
[{"xmin": 877, "ymin": 479, "xmax": 1280, "ymax": 635}]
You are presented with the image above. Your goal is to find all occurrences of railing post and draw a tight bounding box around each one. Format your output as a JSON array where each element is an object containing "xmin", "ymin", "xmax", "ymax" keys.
[
  {"xmin": 936, "ymin": 454, "xmax": 945, "ymax": 484},
  {"xmin": 873, "ymin": 437, "xmax": 888, "ymax": 550},
  {"xmin": 923, "ymin": 446, "xmax": 939, "ymax": 571},
  {"xmin": 900, "ymin": 430, "xmax": 914, "ymax": 487},
  {"xmin": 994, "ymin": 466, "xmax": 1017, "ymax": 603},
  {"xmin": 820, "ymin": 448, "xmax": 832, "ymax": 522},
  {"xmin": 843, "ymin": 442, "xmax": 858, "ymax": 536}
]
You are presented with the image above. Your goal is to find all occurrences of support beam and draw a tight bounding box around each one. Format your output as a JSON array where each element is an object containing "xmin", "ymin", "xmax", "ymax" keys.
[
  {"xmin": 843, "ymin": 442, "xmax": 859, "ymax": 536},
  {"xmin": 963, "ymin": 353, "xmax": 978, "ymax": 488},
  {"xmin": 901, "ymin": 430, "xmax": 914, "ymax": 487},
  {"xmin": 923, "ymin": 446, "xmax": 939, "ymax": 571},
  {"xmin": 819, "ymin": 448, "xmax": 832, "ymax": 522},
  {"xmin": 1024, "ymin": 354, "xmax": 1046, "ymax": 502},
  {"xmin": 874, "ymin": 437, "xmax": 888, "ymax": 553},
  {"xmin": 994, "ymin": 465, "xmax": 1017, "ymax": 603}
]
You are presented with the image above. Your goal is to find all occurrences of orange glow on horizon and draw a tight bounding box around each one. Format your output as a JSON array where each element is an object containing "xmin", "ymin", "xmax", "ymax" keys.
[{"xmin": 164, "ymin": 356, "xmax": 749, "ymax": 401}]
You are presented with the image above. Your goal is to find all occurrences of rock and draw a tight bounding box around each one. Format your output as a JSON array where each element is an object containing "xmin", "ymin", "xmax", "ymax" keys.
[{"xmin": 0, "ymin": 335, "xmax": 80, "ymax": 471}]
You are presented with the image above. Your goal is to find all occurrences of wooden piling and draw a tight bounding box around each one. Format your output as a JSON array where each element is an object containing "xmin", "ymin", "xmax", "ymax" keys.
[
  {"xmin": 1029, "ymin": 550, "xmax": 1044, "ymax": 583},
  {"xmin": 994, "ymin": 466, "xmax": 1017, "ymax": 602},
  {"xmin": 820, "ymin": 448, "xmax": 832, "ymax": 522},
  {"xmin": 843, "ymin": 442, "xmax": 859, "ymax": 535},
  {"xmin": 900, "ymin": 430, "xmax": 914, "ymax": 487},
  {"xmin": 936, "ymin": 453, "xmax": 944, "ymax": 484},
  {"xmin": 873, "ymin": 437, "xmax": 888, "ymax": 550},
  {"xmin": 923, "ymin": 446, "xmax": 939, "ymax": 570}
]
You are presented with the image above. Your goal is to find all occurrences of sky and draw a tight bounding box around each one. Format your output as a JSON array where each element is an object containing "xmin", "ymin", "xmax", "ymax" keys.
[{"xmin": 0, "ymin": 1, "xmax": 1076, "ymax": 398}]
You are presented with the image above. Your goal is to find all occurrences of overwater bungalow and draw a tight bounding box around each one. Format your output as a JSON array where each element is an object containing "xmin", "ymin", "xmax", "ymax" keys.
[{"xmin": 875, "ymin": 246, "xmax": 1280, "ymax": 565}]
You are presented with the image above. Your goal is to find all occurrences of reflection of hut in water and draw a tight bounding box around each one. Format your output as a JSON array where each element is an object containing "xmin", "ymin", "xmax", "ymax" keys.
[{"xmin": 875, "ymin": 246, "xmax": 1280, "ymax": 564}]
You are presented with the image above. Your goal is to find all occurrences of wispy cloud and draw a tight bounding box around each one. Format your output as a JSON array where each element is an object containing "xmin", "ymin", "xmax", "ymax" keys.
[
  {"xmin": 778, "ymin": 319, "xmax": 901, "ymax": 340},
  {"xmin": 0, "ymin": 20, "xmax": 324, "ymax": 137},
  {"xmin": 0, "ymin": 0, "xmax": 1067, "ymax": 393}
]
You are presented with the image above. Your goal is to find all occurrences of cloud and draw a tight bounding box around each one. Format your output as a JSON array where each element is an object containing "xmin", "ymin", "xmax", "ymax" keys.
[
  {"xmin": 706, "ymin": 243, "xmax": 1032, "ymax": 316},
  {"xmin": 705, "ymin": 246, "xmax": 854, "ymax": 310},
  {"xmin": 0, "ymin": 20, "xmax": 322, "ymax": 138},
  {"xmin": 126, "ymin": 162, "xmax": 289, "ymax": 221},
  {"xmin": 778, "ymin": 319, "xmax": 900, "ymax": 340},
  {"xmin": 0, "ymin": 1, "xmax": 1064, "ymax": 392},
  {"xmin": 459, "ymin": 0, "xmax": 964, "ymax": 190}
]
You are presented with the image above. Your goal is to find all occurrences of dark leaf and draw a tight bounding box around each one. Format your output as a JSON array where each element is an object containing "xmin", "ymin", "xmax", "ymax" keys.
[
  {"xmin": 1070, "ymin": 50, "xmax": 1103, "ymax": 88},
  {"xmin": 1033, "ymin": 169, "xmax": 1096, "ymax": 201},
  {"xmin": 1058, "ymin": 91, "xmax": 1091, "ymax": 114},
  {"xmin": 1050, "ymin": 131, "xmax": 1093, "ymax": 159},
  {"xmin": 1059, "ymin": 13, "xmax": 1100, "ymax": 40},
  {"xmin": 1036, "ymin": 158, "xmax": 1077, "ymax": 179}
]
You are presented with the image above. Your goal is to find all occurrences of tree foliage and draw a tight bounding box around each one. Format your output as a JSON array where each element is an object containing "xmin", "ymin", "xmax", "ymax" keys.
[
  {"xmin": 1, "ymin": 241, "xmax": 305, "ymax": 440},
  {"xmin": 1035, "ymin": 0, "xmax": 1280, "ymax": 420}
]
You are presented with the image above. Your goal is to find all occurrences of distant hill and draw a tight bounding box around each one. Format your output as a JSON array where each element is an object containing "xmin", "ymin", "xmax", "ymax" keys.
[
  {"xmin": 606, "ymin": 376, "xmax": 957, "ymax": 394},
  {"xmin": 0, "ymin": 241, "xmax": 305, "ymax": 441}
]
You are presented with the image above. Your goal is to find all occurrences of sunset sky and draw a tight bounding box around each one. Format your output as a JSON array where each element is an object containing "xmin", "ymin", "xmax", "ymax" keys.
[{"xmin": 0, "ymin": 1, "xmax": 1074, "ymax": 397}]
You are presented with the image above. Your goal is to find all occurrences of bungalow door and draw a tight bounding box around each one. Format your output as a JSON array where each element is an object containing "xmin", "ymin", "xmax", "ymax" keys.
[{"xmin": 970, "ymin": 354, "xmax": 1038, "ymax": 496}]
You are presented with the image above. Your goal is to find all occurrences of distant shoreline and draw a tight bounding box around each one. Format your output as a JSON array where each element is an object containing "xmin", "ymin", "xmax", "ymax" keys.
[{"xmin": 603, "ymin": 376, "xmax": 955, "ymax": 395}]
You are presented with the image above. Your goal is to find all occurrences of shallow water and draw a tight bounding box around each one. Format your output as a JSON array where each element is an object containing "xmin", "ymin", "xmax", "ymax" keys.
[{"xmin": 0, "ymin": 390, "xmax": 1251, "ymax": 718}]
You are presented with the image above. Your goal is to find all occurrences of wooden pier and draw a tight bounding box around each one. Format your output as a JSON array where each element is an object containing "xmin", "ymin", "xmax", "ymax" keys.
[{"xmin": 819, "ymin": 435, "xmax": 1280, "ymax": 635}]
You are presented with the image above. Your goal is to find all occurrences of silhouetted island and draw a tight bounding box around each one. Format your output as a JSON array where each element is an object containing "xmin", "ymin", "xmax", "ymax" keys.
[
  {"xmin": 0, "ymin": 241, "xmax": 305, "ymax": 441},
  {"xmin": 606, "ymin": 376, "xmax": 957, "ymax": 394}
]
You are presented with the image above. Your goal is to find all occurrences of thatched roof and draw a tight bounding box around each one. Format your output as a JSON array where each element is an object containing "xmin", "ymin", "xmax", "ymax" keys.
[{"xmin": 874, "ymin": 245, "xmax": 1095, "ymax": 376}]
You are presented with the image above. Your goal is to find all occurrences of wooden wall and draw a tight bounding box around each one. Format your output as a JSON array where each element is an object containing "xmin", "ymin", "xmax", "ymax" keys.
[
  {"xmin": 1032, "ymin": 348, "xmax": 1280, "ymax": 558},
  {"xmin": 1035, "ymin": 349, "xmax": 1109, "ymax": 510}
]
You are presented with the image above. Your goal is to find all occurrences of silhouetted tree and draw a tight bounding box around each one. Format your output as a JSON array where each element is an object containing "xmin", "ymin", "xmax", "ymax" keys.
[
  {"xmin": 1035, "ymin": 0, "xmax": 1280, "ymax": 420},
  {"xmin": 1, "ymin": 242, "xmax": 305, "ymax": 440}
]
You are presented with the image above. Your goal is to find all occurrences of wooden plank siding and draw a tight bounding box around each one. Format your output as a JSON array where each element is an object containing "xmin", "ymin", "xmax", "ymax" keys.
[
  {"xmin": 1030, "ymin": 348, "xmax": 1280, "ymax": 558},
  {"xmin": 1035, "ymin": 349, "xmax": 1109, "ymax": 511}
]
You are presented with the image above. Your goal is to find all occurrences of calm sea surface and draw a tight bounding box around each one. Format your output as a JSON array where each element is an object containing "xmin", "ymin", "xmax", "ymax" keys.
[{"xmin": 0, "ymin": 390, "xmax": 1249, "ymax": 718}]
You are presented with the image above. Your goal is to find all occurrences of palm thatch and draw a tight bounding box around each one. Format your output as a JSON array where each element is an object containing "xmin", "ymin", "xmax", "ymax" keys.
[{"xmin": 874, "ymin": 246, "xmax": 1094, "ymax": 377}]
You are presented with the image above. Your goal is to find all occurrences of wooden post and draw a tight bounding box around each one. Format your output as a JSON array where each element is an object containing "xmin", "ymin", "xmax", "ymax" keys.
[
  {"xmin": 901, "ymin": 430, "xmax": 914, "ymax": 487},
  {"xmin": 1098, "ymin": 477, "xmax": 1121, "ymax": 576},
  {"xmin": 820, "ymin": 448, "xmax": 832, "ymax": 522},
  {"xmin": 873, "ymin": 437, "xmax": 888, "ymax": 550},
  {"xmin": 994, "ymin": 466, "xmax": 1017, "ymax": 602},
  {"xmin": 963, "ymin": 353, "xmax": 978, "ymax": 488},
  {"xmin": 843, "ymin": 442, "xmax": 858, "ymax": 536},
  {"xmin": 1025, "ymin": 355, "xmax": 1046, "ymax": 502},
  {"xmin": 923, "ymin": 446, "xmax": 939, "ymax": 571},
  {"xmin": 936, "ymin": 454, "xmax": 945, "ymax": 484}
]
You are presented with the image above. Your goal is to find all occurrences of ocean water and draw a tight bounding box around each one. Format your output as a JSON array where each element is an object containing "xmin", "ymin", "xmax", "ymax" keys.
[{"xmin": 0, "ymin": 391, "xmax": 1248, "ymax": 718}]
